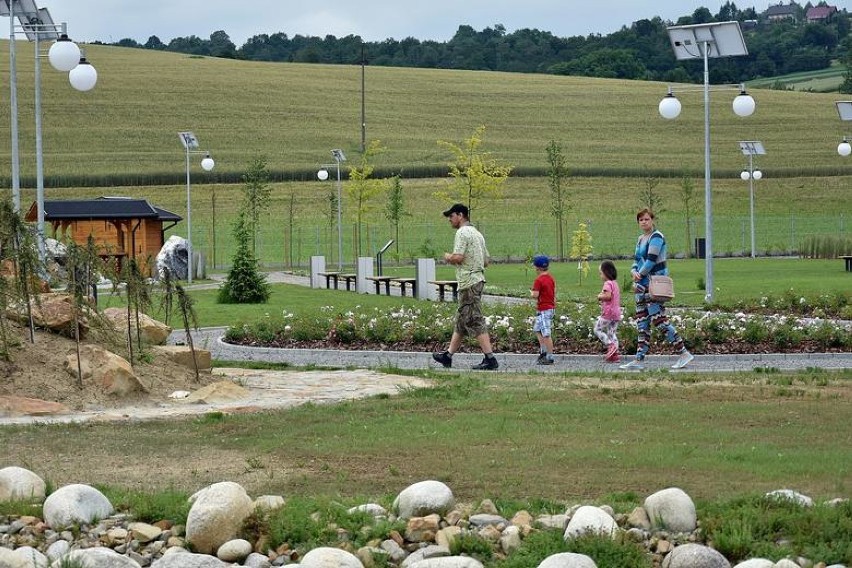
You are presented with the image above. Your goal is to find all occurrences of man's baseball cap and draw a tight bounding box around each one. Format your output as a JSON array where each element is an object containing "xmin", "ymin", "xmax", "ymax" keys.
[
  {"xmin": 533, "ymin": 254, "xmax": 550, "ymax": 268},
  {"xmin": 443, "ymin": 203, "xmax": 468, "ymax": 217}
]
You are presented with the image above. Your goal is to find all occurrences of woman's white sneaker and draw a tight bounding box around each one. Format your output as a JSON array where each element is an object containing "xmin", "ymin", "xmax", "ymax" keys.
[
  {"xmin": 672, "ymin": 351, "xmax": 694, "ymax": 369},
  {"xmin": 619, "ymin": 359, "xmax": 644, "ymax": 370}
]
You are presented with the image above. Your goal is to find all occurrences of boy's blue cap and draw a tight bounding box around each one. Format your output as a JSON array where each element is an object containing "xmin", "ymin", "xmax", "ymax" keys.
[{"xmin": 533, "ymin": 255, "xmax": 550, "ymax": 268}]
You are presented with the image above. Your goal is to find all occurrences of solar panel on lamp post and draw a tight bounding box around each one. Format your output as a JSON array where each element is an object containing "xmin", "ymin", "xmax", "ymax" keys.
[
  {"xmin": 658, "ymin": 21, "xmax": 754, "ymax": 303},
  {"xmin": 178, "ymin": 131, "xmax": 214, "ymax": 283},
  {"xmin": 317, "ymin": 149, "xmax": 347, "ymax": 271},
  {"xmin": 3, "ymin": 0, "xmax": 97, "ymax": 262}
]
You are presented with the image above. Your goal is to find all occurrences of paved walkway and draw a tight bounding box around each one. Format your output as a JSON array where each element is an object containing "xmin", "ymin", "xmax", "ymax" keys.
[{"xmin": 175, "ymin": 271, "xmax": 852, "ymax": 372}]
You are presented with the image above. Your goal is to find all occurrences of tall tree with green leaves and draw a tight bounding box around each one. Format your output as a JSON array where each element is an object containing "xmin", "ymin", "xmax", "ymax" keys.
[
  {"xmin": 435, "ymin": 125, "xmax": 513, "ymax": 219},
  {"xmin": 546, "ymin": 140, "xmax": 571, "ymax": 261},
  {"xmin": 840, "ymin": 36, "xmax": 852, "ymax": 94},
  {"xmin": 346, "ymin": 139, "xmax": 387, "ymax": 260},
  {"xmin": 241, "ymin": 156, "xmax": 272, "ymax": 256}
]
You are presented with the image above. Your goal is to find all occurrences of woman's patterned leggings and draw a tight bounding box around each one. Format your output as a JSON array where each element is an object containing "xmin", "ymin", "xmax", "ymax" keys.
[{"xmin": 634, "ymin": 295, "xmax": 684, "ymax": 360}]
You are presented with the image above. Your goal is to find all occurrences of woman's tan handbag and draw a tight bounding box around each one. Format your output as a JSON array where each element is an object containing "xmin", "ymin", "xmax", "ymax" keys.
[{"xmin": 649, "ymin": 275, "xmax": 674, "ymax": 302}]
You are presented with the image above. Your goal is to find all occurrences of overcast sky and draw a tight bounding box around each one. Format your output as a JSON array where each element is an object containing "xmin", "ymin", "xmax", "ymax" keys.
[{"xmin": 43, "ymin": 0, "xmax": 848, "ymax": 47}]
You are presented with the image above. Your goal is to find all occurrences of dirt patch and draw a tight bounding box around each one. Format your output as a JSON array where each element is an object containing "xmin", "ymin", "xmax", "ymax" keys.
[{"xmin": 0, "ymin": 320, "xmax": 216, "ymax": 414}]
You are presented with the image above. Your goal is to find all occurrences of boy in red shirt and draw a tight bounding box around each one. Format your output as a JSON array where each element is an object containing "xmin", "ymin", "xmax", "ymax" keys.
[{"xmin": 530, "ymin": 255, "xmax": 556, "ymax": 365}]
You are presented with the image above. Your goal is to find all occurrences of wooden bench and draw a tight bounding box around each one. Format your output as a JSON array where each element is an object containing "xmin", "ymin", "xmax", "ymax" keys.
[
  {"xmin": 429, "ymin": 280, "xmax": 459, "ymax": 302},
  {"xmin": 365, "ymin": 275, "xmax": 396, "ymax": 295},
  {"xmin": 842, "ymin": 255, "xmax": 852, "ymax": 272},
  {"xmin": 391, "ymin": 277, "xmax": 417, "ymax": 297},
  {"xmin": 317, "ymin": 271, "xmax": 341, "ymax": 289}
]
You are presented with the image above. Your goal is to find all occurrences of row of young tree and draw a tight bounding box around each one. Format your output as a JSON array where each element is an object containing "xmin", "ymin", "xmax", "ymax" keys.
[{"xmin": 108, "ymin": 3, "xmax": 851, "ymax": 86}]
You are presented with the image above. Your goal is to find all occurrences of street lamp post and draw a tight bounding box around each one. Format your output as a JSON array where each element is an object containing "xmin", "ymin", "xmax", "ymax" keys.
[
  {"xmin": 178, "ymin": 131, "xmax": 214, "ymax": 283},
  {"xmin": 659, "ymin": 21, "xmax": 753, "ymax": 303},
  {"xmin": 834, "ymin": 101, "xmax": 852, "ymax": 157},
  {"xmin": 738, "ymin": 141, "xmax": 765, "ymax": 258},
  {"xmin": 3, "ymin": 0, "xmax": 97, "ymax": 259},
  {"xmin": 317, "ymin": 149, "xmax": 347, "ymax": 271}
]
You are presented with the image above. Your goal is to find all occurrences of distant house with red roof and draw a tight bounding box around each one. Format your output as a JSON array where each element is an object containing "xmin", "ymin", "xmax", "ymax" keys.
[{"xmin": 806, "ymin": 5, "xmax": 838, "ymax": 22}]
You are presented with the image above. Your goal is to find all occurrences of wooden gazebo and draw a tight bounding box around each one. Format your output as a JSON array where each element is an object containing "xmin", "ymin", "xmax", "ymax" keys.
[{"xmin": 25, "ymin": 197, "xmax": 181, "ymax": 274}]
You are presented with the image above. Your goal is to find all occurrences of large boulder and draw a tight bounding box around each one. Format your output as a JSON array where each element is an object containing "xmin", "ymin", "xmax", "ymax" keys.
[
  {"xmin": 156, "ymin": 235, "xmax": 189, "ymax": 280},
  {"xmin": 732, "ymin": 560, "xmax": 774, "ymax": 568},
  {"xmin": 393, "ymin": 480, "xmax": 455, "ymax": 519},
  {"xmin": 152, "ymin": 345, "xmax": 212, "ymax": 372},
  {"xmin": 63, "ymin": 344, "xmax": 146, "ymax": 396},
  {"xmin": 0, "ymin": 547, "xmax": 30, "ymax": 568},
  {"xmin": 662, "ymin": 543, "xmax": 731, "ymax": 568},
  {"xmin": 186, "ymin": 481, "xmax": 254, "ymax": 555},
  {"xmin": 538, "ymin": 552, "xmax": 598, "ymax": 568},
  {"xmin": 644, "ymin": 487, "xmax": 697, "ymax": 533},
  {"xmin": 5, "ymin": 293, "xmax": 88, "ymax": 338},
  {"xmin": 408, "ymin": 558, "xmax": 485, "ymax": 568},
  {"xmin": 49, "ymin": 547, "xmax": 141, "ymax": 567},
  {"xmin": 43, "ymin": 484, "xmax": 114, "ymax": 528},
  {"xmin": 102, "ymin": 307, "xmax": 172, "ymax": 345},
  {"xmin": 764, "ymin": 489, "xmax": 813, "ymax": 507},
  {"xmin": 0, "ymin": 466, "xmax": 46, "ymax": 502},
  {"xmin": 300, "ymin": 547, "xmax": 364, "ymax": 568},
  {"xmin": 563, "ymin": 506, "xmax": 617, "ymax": 540}
]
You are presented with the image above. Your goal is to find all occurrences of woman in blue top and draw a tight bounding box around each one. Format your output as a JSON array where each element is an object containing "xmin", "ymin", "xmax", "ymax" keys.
[{"xmin": 620, "ymin": 208, "xmax": 694, "ymax": 370}]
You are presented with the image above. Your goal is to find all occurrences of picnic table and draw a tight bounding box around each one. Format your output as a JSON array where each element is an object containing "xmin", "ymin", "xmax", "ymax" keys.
[
  {"xmin": 842, "ymin": 255, "xmax": 852, "ymax": 272},
  {"xmin": 365, "ymin": 275, "xmax": 396, "ymax": 295},
  {"xmin": 391, "ymin": 277, "xmax": 417, "ymax": 297},
  {"xmin": 429, "ymin": 280, "xmax": 459, "ymax": 302},
  {"xmin": 317, "ymin": 272, "xmax": 357, "ymax": 291}
]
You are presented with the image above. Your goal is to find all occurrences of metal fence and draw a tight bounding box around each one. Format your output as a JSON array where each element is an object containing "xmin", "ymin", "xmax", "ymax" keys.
[{"xmin": 184, "ymin": 214, "xmax": 849, "ymax": 271}]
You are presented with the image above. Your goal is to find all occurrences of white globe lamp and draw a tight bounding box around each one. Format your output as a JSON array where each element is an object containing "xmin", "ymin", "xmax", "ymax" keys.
[
  {"xmin": 752, "ymin": 170, "xmax": 762, "ymax": 180},
  {"xmin": 732, "ymin": 91, "xmax": 756, "ymax": 117},
  {"xmin": 740, "ymin": 171, "xmax": 750, "ymax": 181},
  {"xmin": 48, "ymin": 35, "xmax": 80, "ymax": 72},
  {"xmin": 658, "ymin": 93, "xmax": 681, "ymax": 119},
  {"xmin": 69, "ymin": 57, "xmax": 97, "ymax": 92},
  {"xmin": 317, "ymin": 169, "xmax": 329, "ymax": 181},
  {"xmin": 201, "ymin": 155, "xmax": 215, "ymax": 171},
  {"xmin": 838, "ymin": 139, "xmax": 852, "ymax": 156}
]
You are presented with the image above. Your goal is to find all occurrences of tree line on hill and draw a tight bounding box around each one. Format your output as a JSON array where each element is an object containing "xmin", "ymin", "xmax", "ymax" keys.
[{"xmin": 106, "ymin": 2, "xmax": 852, "ymax": 87}]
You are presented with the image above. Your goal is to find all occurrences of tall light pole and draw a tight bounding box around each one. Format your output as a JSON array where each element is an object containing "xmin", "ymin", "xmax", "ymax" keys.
[
  {"xmin": 178, "ymin": 131, "xmax": 214, "ymax": 283},
  {"xmin": 3, "ymin": 0, "xmax": 97, "ymax": 259},
  {"xmin": 834, "ymin": 101, "xmax": 852, "ymax": 158},
  {"xmin": 317, "ymin": 149, "xmax": 347, "ymax": 271},
  {"xmin": 738, "ymin": 141, "xmax": 765, "ymax": 258},
  {"xmin": 659, "ymin": 21, "xmax": 753, "ymax": 303}
]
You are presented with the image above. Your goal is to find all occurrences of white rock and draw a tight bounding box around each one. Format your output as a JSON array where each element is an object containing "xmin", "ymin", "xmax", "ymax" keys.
[
  {"xmin": 644, "ymin": 487, "xmax": 697, "ymax": 533},
  {"xmin": 408, "ymin": 558, "xmax": 485, "ymax": 568},
  {"xmin": 168, "ymin": 390, "xmax": 191, "ymax": 399},
  {"xmin": 764, "ymin": 489, "xmax": 814, "ymax": 507},
  {"xmin": 402, "ymin": 545, "xmax": 450, "ymax": 567},
  {"xmin": 0, "ymin": 466, "xmax": 46, "ymax": 502},
  {"xmin": 392, "ymin": 480, "xmax": 455, "ymax": 519},
  {"xmin": 536, "ymin": 514, "xmax": 569, "ymax": 529},
  {"xmin": 45, "ymin": 540, "xmax": 70, "ymax": 563},
  {"xmin": 11, "ymin": 546, "xmax": 48, "ymax": 568},
  {"xmin": 185, "ymin": 481, "xmax": 253, "ymax": 555},
  {"xmin": 300, "ymin": 546, "xmax": 364, "ymax": 568},
  {"xmin": 348, "ymin": 503, "xmax": 388, "ymax": 517},
  {"xmin": 661, "ymin": 543, "xmax": 731, "ymax": 568},
  {"xmin": 254, "ymin": 495, "xmax": 285, "ymax": 511},
  {"xmin": 537, "ymin": 552, "xmax": 598, "ymax": 568},
  {"xmin": 773, "ymin": 560, "xmax": 799, "ymax": 568},
  {"xmin": 216, "ymin": 538, "xmax": 253, "ymax": 562},
  {"xmin": 49, "ymin": 547, "xmax": 142, "ymax": 567},
  {"xmin": 42, "ymin": 484, "xmax": 114, "ymax": 528},
  {"xmin": 563, "ymin": 505, "xmax": 617, "ymax": 539},
  {"xmin": 732, "ymin": 559, "xmax": 773, "ymax": 568},
  {"xmin": 243, "ymin": 552, "xmax": 273, "ymax": 568},
  {"xmin": 0, "ymin": 547, "xmax": 30, "ymax": 568},
  {"xmin": 150, "ymin": 551, "xmax": 228, "ymax": 567}
]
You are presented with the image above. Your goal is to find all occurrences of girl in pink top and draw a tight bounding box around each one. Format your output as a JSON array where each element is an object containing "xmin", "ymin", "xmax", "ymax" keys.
[{"xmin": 595, "ymin": 260, "xmax": 622, "ymax": 362}]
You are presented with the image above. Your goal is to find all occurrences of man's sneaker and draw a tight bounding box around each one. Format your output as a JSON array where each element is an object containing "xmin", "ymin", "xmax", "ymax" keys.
[
  {"xmin": 432, "ymin": 351, "xmax": 452, "ymax": 368},
  {"xmin": 472, "ymin": 356, "xmax": 499, "ymax": 370},
  {"xmin": 538, "ymin": 356, "xmax": 555, "ymax": 365},
  {"xmin": 619, "ymin": 359, "xmax": 644, "ymax": 370},
  {"xmin": 671, "ymin": 351, "xmax": 695, "ymax": 369},
  {"xmin": 536, "ymin": 353, "xmax": 548, "ymax": 364}
]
